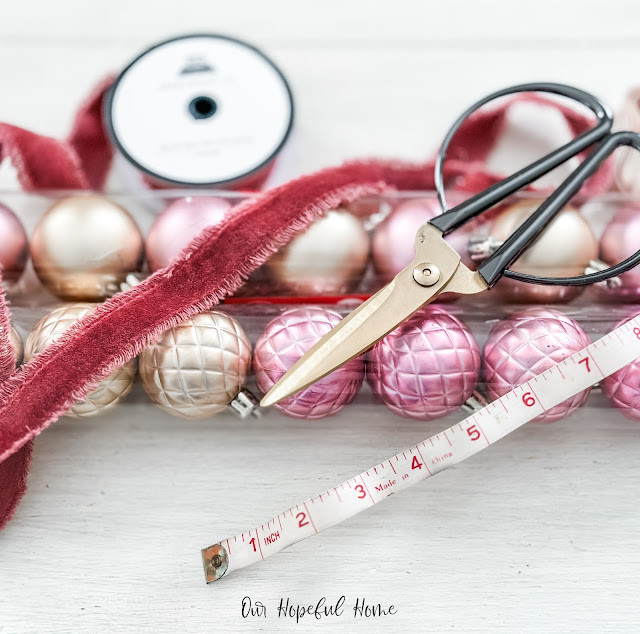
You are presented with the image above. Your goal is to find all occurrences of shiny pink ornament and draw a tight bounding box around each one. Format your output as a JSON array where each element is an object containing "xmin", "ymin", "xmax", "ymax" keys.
[
  {"xmin": 482, "ymin": 308, "xmax": 591, "ymax": 423},
  {"xmin": 601, "ymin": 314, "xmax": 640, "ymax": 420},
  {"xmin": 372, "ymin": 195, "xmax": 475, "ymax": 284},
  {"xmin": 0, "ymin": 202, "xmax": 28, "ymax": 284},
  {"xmin": 596, "ymin": 203, "xmax": 640, "ymax": 302},
  {"xmin": 367, "ymin": 306, "xmax": 480, "ymax": 420},
  {"xmin": 146, "ymin": 196, "xmax": 232, "ymax": 271},
  {"xmin": 253, "ymin": 307, "xmax": 364, "ymax": 419}
]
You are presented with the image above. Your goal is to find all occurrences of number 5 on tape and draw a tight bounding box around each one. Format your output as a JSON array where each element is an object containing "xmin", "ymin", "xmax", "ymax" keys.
[{"xmin": 202, "ymin": 316, "xmax": 640, "ymax": 583}]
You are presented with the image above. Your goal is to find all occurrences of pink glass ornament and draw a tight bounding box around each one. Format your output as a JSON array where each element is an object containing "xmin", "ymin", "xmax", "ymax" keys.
[
  {"xmin": 367, "ymin": 306, "xmax": 480, "ymax": 420},
  {"xmin": 0, "ymin": 202, "xmax": 28, "ymax": 284},
  {"xmin": 146, "ymin": 196, "xmax": 232, "ymax": 272},
  {"xmin": 601, "ymin": 314, "xmax": 640, "ymax": 420},
  {"xmin": 482, "ymin": 308, "xmax": 591, "ymax": 423},
  {"xmin": 372, "ymin": 195, "xmax": 474, "ymax": 283},
  {"xmin": 596, "ymin": 203, "xmax": 640, "ymax": 302},
  {"xmin": 253, "ymin": 307, "xmax": 364, "ymax": 419}
]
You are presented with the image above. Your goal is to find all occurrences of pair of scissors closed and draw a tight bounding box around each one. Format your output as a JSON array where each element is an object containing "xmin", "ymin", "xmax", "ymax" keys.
[{"xmin": 261, "ymin": 82, "xmax": 640, "ymax": 408}]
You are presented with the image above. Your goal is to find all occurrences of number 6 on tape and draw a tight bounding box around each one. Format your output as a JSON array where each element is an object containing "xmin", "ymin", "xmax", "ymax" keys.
[{"xmin": 202, "ymin": 316, "xmax": 640, "ymax": 583}]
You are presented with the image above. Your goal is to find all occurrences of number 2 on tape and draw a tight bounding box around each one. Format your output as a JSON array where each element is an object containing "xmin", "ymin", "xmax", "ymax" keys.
[{"xmin": 201, "ymin": 316, "xmax": 640, "ymax": 583}]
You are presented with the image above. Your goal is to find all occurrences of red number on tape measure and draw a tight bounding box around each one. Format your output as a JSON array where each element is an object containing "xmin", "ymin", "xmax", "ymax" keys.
[
  {"xmin": 411, "ymin": 456, "xmax": 423, "ymax": 470},
  {"xmin": 634, "ymin": 327, "xmax": 640, "ymax": 339},
  {"xmin": 579, "ymin": 357, "xmax": 590, "ymax": 372},
  {"xmin": 250, "ymin": 537, "xmax": 257, "ymax": 552},
  {"xmin": 522, "ymin": 392, "xmax": 536, "ymax": 407},
  {"xmin": 466, "ymin": 425, "xmax": 481, "ymax": 441},
  {"xmin": 296, "ymin": 512, "xmax": 309, "ymax": 528},
  {"xmin": 355, "ymin": 485, "xmax": 366, "ymax": 499}
]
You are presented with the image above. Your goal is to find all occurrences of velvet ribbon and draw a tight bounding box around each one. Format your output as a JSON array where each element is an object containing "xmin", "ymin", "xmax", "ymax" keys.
[{"xmin": 0, "ymin": 79, "xmax": 615, "ymax": 528}]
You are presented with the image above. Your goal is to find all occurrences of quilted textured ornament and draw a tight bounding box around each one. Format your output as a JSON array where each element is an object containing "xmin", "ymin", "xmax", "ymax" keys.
[
  {"xmin": 139, "ymin": 311, "xmax": 251, "ymax": 419},
  {"xmin": 253, "ymin": 307, "xmax": 365, "ymax": 419},
  {"xmin": 367, "ymin": 306, "xmax": 480, "ymax": 420},
  {"xmin": 482, "ymin": 308, "xmax": 591, "ymax": 423},
  {"xmin": 25, "ymin": 303, "xmax": 137, "ymax": 418},
  {"xmin": 601, "ymin": 314, "xmax": 640, "ymax": 420}
]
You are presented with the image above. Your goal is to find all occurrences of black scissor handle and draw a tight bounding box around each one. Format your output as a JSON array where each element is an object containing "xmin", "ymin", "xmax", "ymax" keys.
[
  {"xmin": 429, "ymin": 82, "xmax": 640, "ymax": 289},
  {"xmin": 484, "ymin": 131, "xmax": 640, "ymax": 287},
  {"xmin": 431, "ymin": 82, "xmax": 613, "ymax": 234}
]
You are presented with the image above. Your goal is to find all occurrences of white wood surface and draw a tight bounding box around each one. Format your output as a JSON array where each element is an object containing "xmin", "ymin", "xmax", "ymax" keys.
[{"xmin": 2, "ymin": 1, "xmax": 640, "ymax": 632}]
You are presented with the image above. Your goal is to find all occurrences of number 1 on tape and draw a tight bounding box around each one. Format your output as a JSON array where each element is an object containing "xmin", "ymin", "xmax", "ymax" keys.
[{"xmin": 202, "ymin": 317, "xmax": 640, "ymax": 583}]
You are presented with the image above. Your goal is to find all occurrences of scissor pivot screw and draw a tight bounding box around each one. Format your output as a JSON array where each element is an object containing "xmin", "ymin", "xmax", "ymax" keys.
[{"xmin": 413, "ymin": 263, "xmax": 440, "ymax": 287}]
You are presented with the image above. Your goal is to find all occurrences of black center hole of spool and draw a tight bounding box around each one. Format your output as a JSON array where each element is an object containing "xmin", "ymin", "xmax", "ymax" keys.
[{"xmin": 189, "ymin": 96, "xmax": 217, "ymax": 120}]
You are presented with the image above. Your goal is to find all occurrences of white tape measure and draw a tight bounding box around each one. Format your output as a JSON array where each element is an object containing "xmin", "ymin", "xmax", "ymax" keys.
[{"xmin": 202, "ymin": 316, "xmax": 640, "ymax": 583}]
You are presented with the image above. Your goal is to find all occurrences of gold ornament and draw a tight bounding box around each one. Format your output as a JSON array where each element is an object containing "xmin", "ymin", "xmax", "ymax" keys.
[
  {"xmin": 30, "ymin": 195, "xmax": 144, "ymax": 301},
  {"xmin": 139, "ymin": 311, "xmax": 251, "ymax": 419},
  {"xmin": 25, "ymin": 303, "xmax": 137, "ymax": 418}
]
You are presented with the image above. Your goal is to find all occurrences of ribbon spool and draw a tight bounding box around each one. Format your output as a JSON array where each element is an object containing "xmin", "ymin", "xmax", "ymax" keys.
[{"xmin": 104, "ymin": 34, "xmax": 295, "ymax": 191}]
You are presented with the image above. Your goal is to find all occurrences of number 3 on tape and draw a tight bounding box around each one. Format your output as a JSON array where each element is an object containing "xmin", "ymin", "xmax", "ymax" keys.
[{"xmin": 201, "ymin": 316, "xmax": 640, "ymax": 583}]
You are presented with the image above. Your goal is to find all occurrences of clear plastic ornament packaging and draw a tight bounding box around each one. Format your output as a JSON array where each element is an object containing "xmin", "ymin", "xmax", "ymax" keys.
[{"xmin": 4, "ymin": 188, "xmax": 640, "ymax": 427}]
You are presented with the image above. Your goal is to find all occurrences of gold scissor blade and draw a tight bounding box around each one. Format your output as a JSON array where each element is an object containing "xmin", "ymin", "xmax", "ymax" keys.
[
  {"xmin": 260, "ymin": 273, "xmax": 436, "ymax": 407},
  {"xmin": 260, "ymin": 223, "xmax": 488, "ymax": 408}
]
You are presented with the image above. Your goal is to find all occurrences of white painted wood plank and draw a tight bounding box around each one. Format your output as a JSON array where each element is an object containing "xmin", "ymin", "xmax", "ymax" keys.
[{"xmin": 2, "ymin": 0, "xmax": 640, "ymax": 45}]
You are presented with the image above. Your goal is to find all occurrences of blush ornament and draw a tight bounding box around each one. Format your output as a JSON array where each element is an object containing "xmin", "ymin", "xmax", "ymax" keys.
[
  {"xmin": 487, "ymin": 200, "xmax": 598, "ymax": 303},
  {"xmin": 30, "ymin": 195, "xmax": 144, "ymax": 301},
  {"xmin": 367, "ymin": 306, "xmax": 480, "ymax": 420},
  {"xmin": 8, "ymin": 325, "xmax": 23, "ymax": 366},
  {"xmin": 25, "ymin": 303, "xmax": 137, "ymax": 418},
  {"xmin": 595, "ymin": 203, "xmax": 640, "ymax": 302},
  {"xmin": 253, "ymin": 306, "xmax": 365, "ymax": 419},
  {"xmin": 265, "ymin": 209, "xmax": 370, "ymax": 295},
  {"xmin": 372, "ymin": 195, "xmax": 474, "ymax": 283},
  {"xmin": 601, "ymin": 314, "xmax": 640, "ymax": 421},
  {"xmin": 139, "ymin": 311, "xmax": 252, "ymax": 419},
  {"xmin": 482, "ymin": 308, "xmax": 591, "ymax": 423},
  {"xmin": 0, "ymin": 203, "xmax": 29, "ymax": 285},
  {"xmin": 145, "ymin": 196, "xmax": 232, "ymax": 272}
]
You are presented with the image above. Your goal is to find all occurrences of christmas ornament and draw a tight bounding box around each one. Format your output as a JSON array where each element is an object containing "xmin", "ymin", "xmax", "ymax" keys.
[
  {"xmin": 0, "ymin": 203, "xmax": 28, "ymax": 285},
  {"xmin": 482, "ymin": 308, "xmax": 591, "ymax": 423},
  {"xmin": 265, "ymin": 209, "xmax": 370, "ymax": 295},
  {"xmin": 25, "ymin": 303, "xmax": 137, "ymax": 418},
  {"xmin": 9, "ymin": 325, "xmax": 23, "ymax": 365},
  {"xmin": 372, "ymin": 195, "xmax": 474, "ymax": 282},
  {"xmin": 596, "ymin": 203, "xmax": 640, "ymax": 302},
  {"xmin": 146, "ymin": 196, "xmax": 232, "ymax": 272},
  {"xmin": 488, "ymin": 200, "xmax": 597, "ymax": 303},
  {"xmin": 253, "ymin": 307, "xmax": 364, "ymax": 419},
  {"xmin": 601, "ymin": 314, "xmax": 640, "ymax": 421},
  {"xmin": 367, "ymin": 306, "xmax": 480, "ymax": 420},
  {"xmin": 139, "ymin": 311, "xmax": 251, "ymax": 419},
  {"xmin": 30, "ymin": 195, "xmax": 144, "ymax": 301}
]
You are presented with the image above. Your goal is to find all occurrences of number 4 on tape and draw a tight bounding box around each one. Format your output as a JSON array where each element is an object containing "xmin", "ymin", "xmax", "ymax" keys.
[{"xmin": 201, "ymin": 317, "xmax": 640, "ymax": 582}]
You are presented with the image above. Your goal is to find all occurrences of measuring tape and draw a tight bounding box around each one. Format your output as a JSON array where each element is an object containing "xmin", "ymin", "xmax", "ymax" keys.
[{"xmin": 202, "ymin": 316, "xmax": 640, "ymax": 583}]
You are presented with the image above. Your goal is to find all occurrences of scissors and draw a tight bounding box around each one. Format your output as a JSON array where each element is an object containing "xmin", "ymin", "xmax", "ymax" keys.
[{"xmin": 261, "ymin": 82, "xmax": 640, "ymax": 408}]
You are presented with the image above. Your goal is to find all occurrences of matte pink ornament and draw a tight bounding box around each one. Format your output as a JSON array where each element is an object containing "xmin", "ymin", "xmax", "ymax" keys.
[
  {"xmin": 146, "ymin": 196, "xmax": 232, "ymax": 272},
  {"xmin": 601, "ymin": 314, "xmax": 640, "ymax": 420},
  {"xmin": 596, "ymin": 203, "xmax": 640, "ymax": 302},
  {"xmin": 372, "ymin": 195, "xmax": 474, "ymax": 283},
  {"xmin": 482, "ymin": 308, "xmax": 591, "ymax": 423},
  {"xmin": 0, "ymin": 202, "xmax": 28, "ymax": 284},
  {"xmin": 367, "ymin": 306, "xmax": 480, "ymax": 420},
  {"xmin": 253, "ymin": 307, "xmax": 364, "ymax": 419}
]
